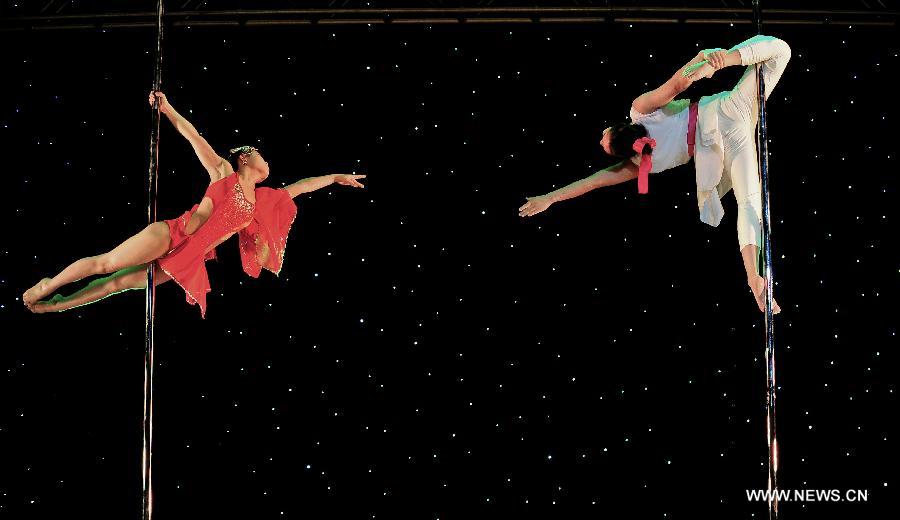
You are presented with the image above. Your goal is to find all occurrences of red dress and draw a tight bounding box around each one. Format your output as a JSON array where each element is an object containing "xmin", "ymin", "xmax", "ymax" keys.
[{"xmin": 156, "ymin": 172, "xmax": 298, "ymax": 318}]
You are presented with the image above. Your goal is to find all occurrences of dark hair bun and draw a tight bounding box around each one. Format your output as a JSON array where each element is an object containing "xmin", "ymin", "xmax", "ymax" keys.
[{"xmin": 608, "ymin": 123, "xmax": 650, "ymax": 158}]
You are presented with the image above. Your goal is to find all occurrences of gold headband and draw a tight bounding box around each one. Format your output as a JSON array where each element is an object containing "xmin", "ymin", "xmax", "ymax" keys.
[{"xmin": 229, "ymin": 145, "xmax": 257, "ymax": 155}]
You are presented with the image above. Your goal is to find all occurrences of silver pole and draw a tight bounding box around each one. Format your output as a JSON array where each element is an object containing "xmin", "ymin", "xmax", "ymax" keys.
[
  {"xmin": 143, "ymin": 0, "xmax": 164, "ymax": 519},
  {"xmin": 752, "ymin": 1, "xmax": 779, "ymax": 518}
]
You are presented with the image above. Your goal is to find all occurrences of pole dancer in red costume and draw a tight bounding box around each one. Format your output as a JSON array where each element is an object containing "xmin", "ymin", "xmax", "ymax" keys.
[{"xmin": 23, "ymin": 91, "xmax": 365, "ymax": 318}]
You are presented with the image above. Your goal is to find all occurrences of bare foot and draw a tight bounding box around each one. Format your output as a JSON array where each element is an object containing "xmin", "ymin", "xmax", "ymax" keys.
[
  {"xmin": 23, "ymin": 278, "xmax": 53, "ymax": 306},
  {"xmin": 749, "ymin": 276, "xmax": 782, "ymax": 315},
  {"xmin": 29, "ymin": 294, "xmax": 65, "ymax": 314}
]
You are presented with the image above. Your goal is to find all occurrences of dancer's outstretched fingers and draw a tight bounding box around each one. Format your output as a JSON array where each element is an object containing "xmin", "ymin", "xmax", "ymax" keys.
[{"xmin": 519, "ymin": 201, "xmax": 533, "ymax": 216}]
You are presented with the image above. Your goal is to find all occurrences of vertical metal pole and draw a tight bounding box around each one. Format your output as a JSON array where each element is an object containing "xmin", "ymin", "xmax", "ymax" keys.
[
  {"xmin": 143, "ymin": 1, "xmax": 164, "ymax": 519},
  {"xmin": 752, "ymin": 1, "xmax": 779, "ymax": 518}
]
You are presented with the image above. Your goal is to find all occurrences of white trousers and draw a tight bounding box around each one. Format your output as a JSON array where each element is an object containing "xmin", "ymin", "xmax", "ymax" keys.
[{"xmin": 715, "ymin": 36, "xmax": 792, "ymax": 249}]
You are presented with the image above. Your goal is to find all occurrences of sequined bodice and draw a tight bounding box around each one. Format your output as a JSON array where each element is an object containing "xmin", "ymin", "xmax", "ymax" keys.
[
  {"xmin": 189, "ymin": 173, "xmax": 255, "ymax": 252},
  {"xmin": 158, "ymin": 175, "xmax": 297, "ymax": 318}
]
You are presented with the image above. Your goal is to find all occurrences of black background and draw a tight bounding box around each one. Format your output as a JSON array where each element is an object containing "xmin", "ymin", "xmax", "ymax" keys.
[{"xmin": 1, "ymin": 17, "xmax": 896, "ymax": 520}]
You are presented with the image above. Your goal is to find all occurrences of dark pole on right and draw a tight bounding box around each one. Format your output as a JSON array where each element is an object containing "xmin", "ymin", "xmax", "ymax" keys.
[{"xmin": 752, "ymin": 1, "xmax": 779, "ymax": 518}]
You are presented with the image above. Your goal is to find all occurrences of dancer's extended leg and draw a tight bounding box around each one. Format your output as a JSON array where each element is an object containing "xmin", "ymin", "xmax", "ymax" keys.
[
  {"xmin": 23, "ymin": 222, "xmax": 171, "ymax": 306},
  {"xmin": 30, "ymin": 263, "xmax": 172, "ymax": 314},
  {"xmin": 717, "ymin": 35, "xmax": 791, "ymax": 314}
]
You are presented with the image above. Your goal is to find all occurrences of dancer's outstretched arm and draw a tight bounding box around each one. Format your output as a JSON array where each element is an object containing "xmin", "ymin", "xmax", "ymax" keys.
[
  {"xmin": 519, "ymin": 159, "xmax": 639, "ymax": 217},
  {"xmin": 632, "ymin": 48, "xmax": 728, "ymax": 115},
  {"xmin": 627, "ymin": 31, "xmax": 783, "ymax": 117},
  {"xmin": 283, "ymin": 174, "xmax": 366, "ymax": 199},
  {"xmin": 149, "ymin": 91, "xmax": 229, "ymax": 182}
]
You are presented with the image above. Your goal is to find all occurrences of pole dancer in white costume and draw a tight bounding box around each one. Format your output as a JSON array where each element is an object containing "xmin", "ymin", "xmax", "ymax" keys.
[{"xmin": 520, "ymin": 35, "xmax": 791, "ymax": 314}]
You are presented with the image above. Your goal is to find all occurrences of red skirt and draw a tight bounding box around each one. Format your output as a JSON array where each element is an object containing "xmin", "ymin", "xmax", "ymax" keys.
[{"xmin": 155, "ymin": 204, "xmax": 218, "ymax": 318}]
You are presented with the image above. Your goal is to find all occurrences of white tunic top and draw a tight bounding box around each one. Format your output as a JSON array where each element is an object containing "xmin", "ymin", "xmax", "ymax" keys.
[
  {"xmin": 626, "ymin": 87, "xmax": 738, "ymax": 231},
  {"xmin": 628, "ymin": 98, "xmax": 694, "ymax": 173}
]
